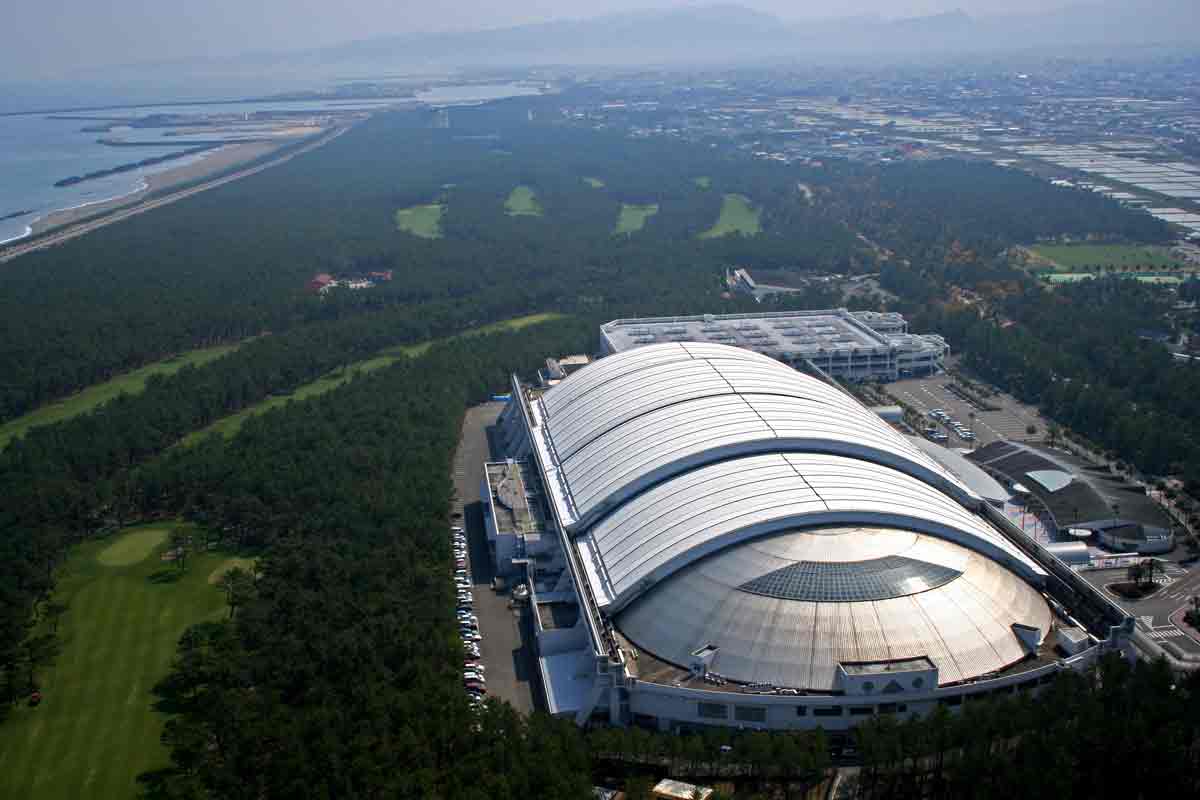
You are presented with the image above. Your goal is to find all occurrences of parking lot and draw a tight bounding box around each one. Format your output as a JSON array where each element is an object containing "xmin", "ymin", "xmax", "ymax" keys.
[
  {"xmin": 450, "ymin": 401, "xmax": 540, "ymax": 713},
  {"xmin": 888, "ymin": 374, "xmax": 1042, "ymax": 447}
]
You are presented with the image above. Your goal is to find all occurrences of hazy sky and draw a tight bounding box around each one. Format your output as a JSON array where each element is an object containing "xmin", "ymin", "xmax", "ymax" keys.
[{"xmin": 3, "ymin": 1, "xmax": 1079, "ymax": 79}]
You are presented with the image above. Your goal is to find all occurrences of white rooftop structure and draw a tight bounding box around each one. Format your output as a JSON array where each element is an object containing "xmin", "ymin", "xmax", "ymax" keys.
[
  {"xmin": 599, "ymin": 310, "xmax": 947, "ymax": 382},
  {"xmin": 517, "ymin": 342, "xmax": 1052, "ymax": 698}
]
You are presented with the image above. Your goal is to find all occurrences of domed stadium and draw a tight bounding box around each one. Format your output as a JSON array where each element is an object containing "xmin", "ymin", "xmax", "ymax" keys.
[{"xmin": 505, "ymin": 341, "xmax": 1068, "ymax": 727}]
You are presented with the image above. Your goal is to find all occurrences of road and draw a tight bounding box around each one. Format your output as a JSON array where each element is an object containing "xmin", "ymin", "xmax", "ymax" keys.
[
  {"xmin": 450, "ymin": 402, "xmax": 540, "ymax": 713},
  {"xmin": 1089, "ymin": 562, "xmax": 1200, "ymax": 657},
  {"xmin": 0, "ymin": 126, "xmax": 348, "ymax": 265}
]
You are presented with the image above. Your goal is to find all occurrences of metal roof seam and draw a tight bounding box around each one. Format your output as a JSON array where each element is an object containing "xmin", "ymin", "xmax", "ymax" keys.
[
  {"xmin": 934, "ymin": 572, "xmax": 1008, "ymax": 667},
  {"xmin": 909, "ymin": 590, "xmax": 971, "ymax": 685},
  {"xmin": 782, "ymin": 454, "xmax": 830, "ymax": 512}
]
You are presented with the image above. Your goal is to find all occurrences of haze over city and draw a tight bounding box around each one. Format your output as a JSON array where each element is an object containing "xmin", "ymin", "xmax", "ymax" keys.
[{"xmin": 4, "ymin": 0, "xmax": 1198, "ymax": 78}]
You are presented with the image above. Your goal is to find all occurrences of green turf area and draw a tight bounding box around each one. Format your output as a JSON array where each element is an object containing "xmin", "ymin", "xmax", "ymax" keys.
[
  {"xmin": 1043, "ymin": 272, "xmax": 1185, "ymax": 285},
  {"xmin": 0, "ymin": 523, "xmax": 230, "ymax": 800},
  {"xmin": 583, "ymin": 177, "xmax": 605, "ymax": 188},
  {"xmin": 96, "ymin": 527, "xmax": 170, "ymax": 567},
  {"xmin": 394, "ymin": 203, "xmax": 445, "ymax": 238},
  {"xmin": 693, "ymin": 176, "xmax": 712, "ymax": 189},
  {"xmin": 0, "ymin": 342, "xmax": 244, "ymax": 449},
  {"xmin": 699, "ymin": 194, "xmax": 761, "ymax": 239},
  {"xmin": 180, "ymin": 312, "xmax": 566, "ymax": 444},
  {"xmin": 504, "ymin": 186, "xmax": 543, "ymax": 216},
  {"xmin": 1030, "ymin": 243, "xmax": 1187, "ymax": 272},
  {"xmin": 614, "ymin": 203, "xmax": 659, "ymax": 235}
]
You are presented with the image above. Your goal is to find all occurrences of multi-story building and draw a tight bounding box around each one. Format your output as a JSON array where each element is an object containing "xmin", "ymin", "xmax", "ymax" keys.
[{"xmin": 599, "ymin": 309, "xmax": 947, "ymax": 381}]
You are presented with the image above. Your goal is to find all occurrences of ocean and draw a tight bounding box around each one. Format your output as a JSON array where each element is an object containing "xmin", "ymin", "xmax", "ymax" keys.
[{"xmin": 0, "ymin": 83, "xmax": 540, "ymax": 244}]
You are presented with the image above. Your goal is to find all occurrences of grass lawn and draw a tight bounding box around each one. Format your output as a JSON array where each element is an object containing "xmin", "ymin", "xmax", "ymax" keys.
[
  {"xmin": 583, "ymin": 177, "xmax": 605, "ymax": 188},
  {"xmin": 394, "ymin": 203, "xmax": 445, "ymax": 238},
  {"xmin": 504, "ymin": 185, "xmax": 543, "ymax": 216},
  {"xmin": 180, "ymin": 312, "xmax": 567, "ymax": 444},
  {"xmin": 0, "ymin": 342, "xmax": 244, "ymax": 449},
  {"xmin": 0, "ymin": 522, "xmax": 232, "ymax": 800},
  {"xmin": 1030, "ymin": 243, "xmax": 1187, "ymax": 272},
  {"xmin": 693, "ymin": 176, "xmax": 712, "ymax": 189},
  {"xmin": 699, "ymin": 193, "xmax": 761, "ymax": 239},
  {"xmin": 613, "ymin": 203, "xmax": 659, "ymax": 235},
  {"xmin": 1043, "ymin": 272, "xmax": 1184, "ymax": 285}
]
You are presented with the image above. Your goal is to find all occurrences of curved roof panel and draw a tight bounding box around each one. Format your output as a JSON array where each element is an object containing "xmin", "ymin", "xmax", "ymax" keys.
[
  {"xmin": 540, "ymin": 341, "xmax": 774, "ymax": 420},
  {"xmin": 537, "ymin": 342, "xmax": 974, "ymax": 528},
  {"xmin": 616, "ymin": 527, "xmax": 1052, "ymax": 689},
  {"xmin": 586, "ymin": 452, "xmax": 1042, "ymax": 610}
]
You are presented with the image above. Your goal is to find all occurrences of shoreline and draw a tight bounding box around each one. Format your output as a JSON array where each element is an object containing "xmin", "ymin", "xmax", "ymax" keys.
[
  {"xmin": 0, "ymin": 126, "xmax": 347, "ymax": 264},
  {"xmin": 27, "ymin": 141, "xmax": 280, "ymax": 236}
]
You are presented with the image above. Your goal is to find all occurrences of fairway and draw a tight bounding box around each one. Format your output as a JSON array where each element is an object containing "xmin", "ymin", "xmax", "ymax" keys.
[
  {"xmin": 504, "ymin": 185, "xmax": 543, "ymax": 216},
  {"xmin": 180, "ymin": 312, "xmax": 567, "ymax": 443},
  {"xmin": 583, "ymin": 177, "xmax": 605, "ymax": 188},
  {"xmin": 394, "ymin": 203, "xmax": 445, "ymax": 238},
  {"xmin": 693, "ymin": 176, "xmax": 712, "ymax": 189},
  {"xmin": 0, "ymin": 523, "xmax": 229, "ymax": 800},
  {"xmin": 700, "ymin": 193, "xmax": 761, "ymax": 239},
  {"xmin": 96, "ymin": 527, "xmax": 169, "ymax": 566},
  {"xmin": 0, "ymin": 341, "xmax": 244, "ymax": 449},
  {"xmin": 614, "ymin": 203, "xmax": 659, "ymax": 235},
  {"xmin": 1030, "ymin": 243, "xmax": 1187, "ymax": 272}
]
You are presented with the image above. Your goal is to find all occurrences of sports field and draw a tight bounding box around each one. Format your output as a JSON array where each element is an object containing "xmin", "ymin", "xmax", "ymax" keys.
[
  {"xmin": 583, "ymin": 177, "xmax": 605, "ymax": 188},
  {"xmin": 180, "ymin": 312, "xmax": 566, "ymax": 443},
  {"xmin": 700, "ymin": 194, "xmax": 761, "ymax": 239},
  {"xmin": 1029, "ymin": 243, "xmax": 1187, "ymax": 272},
  {"xmin": 504, "ymin": 185, "xmax": 543, "ymax": 216},
  {"xmin": 614, "ymin": 203, "xmax": 659, "ymax": 235},
  {"xmin": 0, "ymin": 523, "xmax": 231, "ymax": 800},
  {"xmin": 1043, "ymin": 272, "xmax": 1185, "ymax": 285},
  {"xmin": 394, "ymin": 203, "xmax": 445, "ymax": 238},
  {"xmin": 0, "ymin": 341, "xmax": 244, "ymax": 449}
]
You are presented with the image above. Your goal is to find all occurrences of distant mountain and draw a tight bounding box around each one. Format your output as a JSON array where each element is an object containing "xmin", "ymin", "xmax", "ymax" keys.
[
  {"xmin": 81, "ymin": 2, "xmax": 1200, "ymax": 85},
  {"xmin": 303, "ymin": 3, "xmax": 1200, "ymax": 69}
]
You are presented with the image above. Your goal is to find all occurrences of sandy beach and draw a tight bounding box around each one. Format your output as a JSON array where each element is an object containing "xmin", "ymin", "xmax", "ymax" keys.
[{"xmin": 30, "ymin": 141, "xmax": 281, "ymax": 234}]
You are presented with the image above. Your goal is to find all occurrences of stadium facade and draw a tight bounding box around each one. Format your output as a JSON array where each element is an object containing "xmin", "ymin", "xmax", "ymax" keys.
[{"xmin": 485, "ymin": 341, "xmax": 1130, "ymax": 732}]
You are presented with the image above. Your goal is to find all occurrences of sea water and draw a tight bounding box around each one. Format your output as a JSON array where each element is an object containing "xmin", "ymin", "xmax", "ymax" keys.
[{"xmin": 0, "ymin": 85, "xmax": 538, "ymax": 244}]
